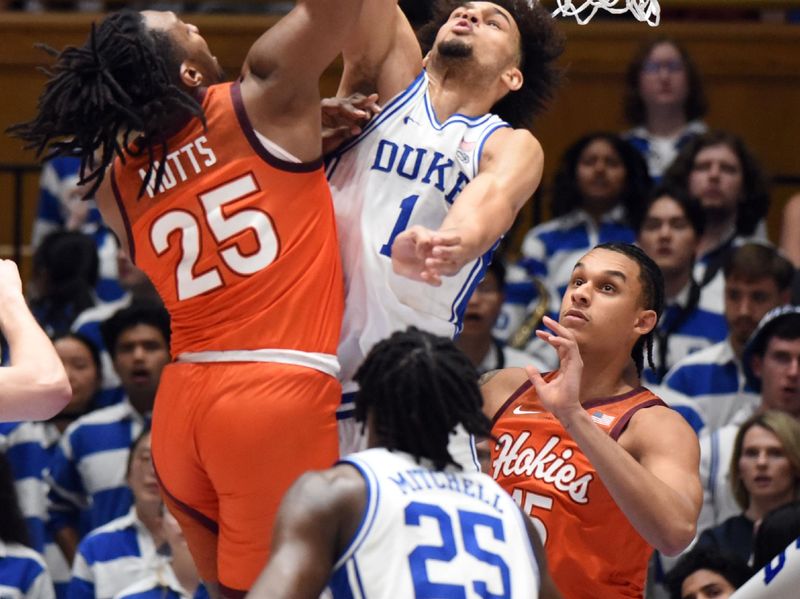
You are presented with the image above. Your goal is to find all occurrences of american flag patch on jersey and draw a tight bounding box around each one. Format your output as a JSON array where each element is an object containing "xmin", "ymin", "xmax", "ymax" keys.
[{"xmin": 591, "ymin": 411, "xmax": 615, "ymax": 426}]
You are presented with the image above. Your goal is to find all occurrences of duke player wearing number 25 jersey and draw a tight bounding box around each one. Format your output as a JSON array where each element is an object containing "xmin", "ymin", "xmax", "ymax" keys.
[
  {"xmin": 482, "ymin": 243, "xmax": 702, "ymax": 599},
  {"xmin": 10, "ymin": 3, "xmax": 364, "ymax": 597},
  {"xmin": 326, "ymin": 0, "xmax": 563, "ymax": 460},
  {"xmin": 248, "ymin": 328, "xmax": 561, "ymax": 599}
]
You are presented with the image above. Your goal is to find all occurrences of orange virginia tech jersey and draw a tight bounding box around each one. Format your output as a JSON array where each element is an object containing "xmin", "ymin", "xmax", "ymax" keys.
[
  {"xmin": 489, "ymin": 375, "xmax": 666, "ymax": 599},
  {"xmin": 110, "ymin": 81, "xmax": 343, "ymax": 361}
]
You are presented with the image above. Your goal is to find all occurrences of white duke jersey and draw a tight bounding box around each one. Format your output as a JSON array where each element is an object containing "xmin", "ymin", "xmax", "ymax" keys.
[
  {"xmin": 329, "ymin": 448, "xmax": 540, "ymax": 599},
  {"xmin": 326, "ymin": 71, "xmax": 511, "ymax": 385}
]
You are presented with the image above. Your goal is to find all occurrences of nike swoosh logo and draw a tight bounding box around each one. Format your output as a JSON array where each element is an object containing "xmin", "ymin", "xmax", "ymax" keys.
[{"xmin": 513, "ymin": 406, "xmax": 542, "ymax": 415}]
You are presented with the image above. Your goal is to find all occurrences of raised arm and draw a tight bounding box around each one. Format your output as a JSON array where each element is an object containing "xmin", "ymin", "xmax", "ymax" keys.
[
  {"xmin": 0, "ymin": 259, "xmax": 71, "ymax": 421},
  {"xmin": 247, "ymin": 466, "xmax": 366, "ymax": 599},
  {"xmin": 392, "ymin": 128, "xmax": 543, "ymax": 285},
  {"xmin": 526, "ymin": 318, "xmax": 702, "ymax": 556},
  {"xmin": 337, "ymin": 0, "xmax": 422, "ymax": 103},
  {"xmin": 239, "ymin": 0, "xmax": 365, "ymax": 161}
]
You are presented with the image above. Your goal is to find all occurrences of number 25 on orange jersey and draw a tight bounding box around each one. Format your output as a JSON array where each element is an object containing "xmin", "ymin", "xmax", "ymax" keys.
[{"xmin": 150, "ymin": 173, "xmax": 278, "ymax": 301}]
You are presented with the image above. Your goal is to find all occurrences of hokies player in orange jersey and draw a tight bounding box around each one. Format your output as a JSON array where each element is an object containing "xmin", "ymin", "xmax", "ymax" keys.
[
  {"xmin": 481, "ymin": 242, "xmax": 702, "ymax": 599},
  {"xmin": 10, "ymin": 3, "xmax": 363, "ymax": 598}
]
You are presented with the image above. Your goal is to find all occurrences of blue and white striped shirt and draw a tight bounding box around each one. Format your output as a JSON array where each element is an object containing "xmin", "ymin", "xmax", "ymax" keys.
[
  {"xmin": 642, "ymin": 280, "xmax": 728, "ymax": 385},
  {"xmin": 114, "ymin": 567, "xmax": 208, "ymax": 599},
  {"xmin": 68, "ymin": 509, "xmax": 166, "ymax": 599},
  {"xmin": 33, "ymin": 157, "xmax": 123, "ymax": 304},
  {"xmin": 0, "ymin": 541, "xmax": 55, "ymax": 599},
  {"xmin": 47, "ymin": 401, "xmax": 146, "ymax": 537},
  {"xmin": 661, "ymin": 338, "xmax": 760, "ymax": 434},
  {"xmin": 0, "ymin": 422, "xmax": 70, "ymax": 599}
]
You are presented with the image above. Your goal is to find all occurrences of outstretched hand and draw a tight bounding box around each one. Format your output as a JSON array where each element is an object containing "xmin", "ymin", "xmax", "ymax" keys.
[
  {"xmin": 525, "ymin": 316, "xmax": 584, "ymax": 421},
  {"xmin": 391, "ymin": 226, "xmax": 464, "ymax": 286},
  {"xmin": 321, "ymin": 93, "xmax": 380, "ymax": 154}
]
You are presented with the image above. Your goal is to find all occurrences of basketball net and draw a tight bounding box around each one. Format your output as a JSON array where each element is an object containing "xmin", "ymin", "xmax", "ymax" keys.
[{"xmin": 550, "ymin": 0, "xmax": 661, "ymax": 26}]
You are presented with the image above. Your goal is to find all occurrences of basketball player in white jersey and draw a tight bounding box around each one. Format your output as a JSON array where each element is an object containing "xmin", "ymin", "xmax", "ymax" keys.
[
  {"xmin": 248, "ymin": 328, "xmax": 561, "ymax": 599},
  {"xmin": 326, "ymin": 1, "xmax": 564, "ymax": 456}
]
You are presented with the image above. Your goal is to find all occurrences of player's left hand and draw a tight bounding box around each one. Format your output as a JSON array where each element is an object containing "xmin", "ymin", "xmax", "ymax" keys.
[
  {"xmin": 321, "ymin": 93, "xmax": 380, "ymax": 154},
  {"xmin": 525, "ymin": 315, "xmax": 584, "ymax": 421},
  {"xmin": 391, "ymin": 225, "xmax": 456, "ymax": 286}
]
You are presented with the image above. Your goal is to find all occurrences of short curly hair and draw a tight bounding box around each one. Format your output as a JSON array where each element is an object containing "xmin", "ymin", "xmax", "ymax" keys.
[{"xmin": 417, "ymin": 0, "xmax": 564, "ymax": 128}]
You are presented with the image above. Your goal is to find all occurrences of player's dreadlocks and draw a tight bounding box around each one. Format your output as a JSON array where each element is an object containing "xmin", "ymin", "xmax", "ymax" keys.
[
  {"xmin": 595, "ymin": 242, "xmax": 665, "ymax": 377},
  {"xmin": 7, "ymin": 10, "xmax": 204, "ymax": 198},
  {"xmin": 354, "ymin": 327, "xmax": 492, "ymax": 471}
]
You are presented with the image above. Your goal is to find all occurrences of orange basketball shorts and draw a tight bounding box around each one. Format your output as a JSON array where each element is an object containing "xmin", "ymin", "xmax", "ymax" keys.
[{"xmin": 151, "ymin": 360, "xmax": 340, "ymax": 596}]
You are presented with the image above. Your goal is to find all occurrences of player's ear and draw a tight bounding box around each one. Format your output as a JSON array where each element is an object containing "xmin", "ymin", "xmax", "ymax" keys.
[
  {"xmin": 501, "ymin": 66, "xmax": 523, "ymax": 93},
  {"xmin": 422, "ymin": 52, "xmax": 431, "ymax": 68},
  {"xmin": 180, "ymin": 61, "xmax": 204, "ymax": 88},
  {"xmin": 634, "ymin": 309, "xmax": 657, "ymax": 336}
]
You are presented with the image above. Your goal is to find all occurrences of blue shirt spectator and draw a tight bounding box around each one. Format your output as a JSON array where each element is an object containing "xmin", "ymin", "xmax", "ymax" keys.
[
  {"xmin": 0, "ymin": 541, "xmax": 55, "ymax": 599},
  {"xmin": 33, "ymin": 157, "xmax": 123, "ymax": 304},
  {"xmin": 68, "ymin": 509, "xmax": 165, "ymax": 599},
  {"xmin": 46, "ymin": 401, "xmax": 146, "ymax": 538}
]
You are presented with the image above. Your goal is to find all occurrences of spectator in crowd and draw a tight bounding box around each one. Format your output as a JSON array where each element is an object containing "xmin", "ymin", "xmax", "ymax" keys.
[
  {"xmin": 114, "ymin": 507, "xmax": 208, "ymax": 599},
  {"xmin": 0, "ymin": 453, "xmax": 55, "ymax": 599},
  {"xmin": 665, "ymin": 546, "xmax": 751, "ymax": 599},
  {"xmin": 635, "ymin": 185, "xmax": 727, "ymax": 385},
  {"xmin": 72, "ymin": 245, "xmax": 161, "ymax": 409},
  {"xmin": 502, "ymin": 132, "xmax": 651, "ymax": 346},
  {"xmin": 68, "ymin": 430, "xmax": 168, "ymax": 599},
  {"xmin": 622, "ymin": 37, "xmax": 708, "ymax": 180},
  {"xmin": 29, "ymin": 231, "xmax": 99, "ymax": 338},
  {"xmin": 1, "ymin": 332, "xmax": 102, "ymax": 599},
  {"xmin": 51, "ymin": 334, "xmax": 103, "ymax": 432},
  {"xmin": 31, "ymin": 157, "xmax": 122, "ymax": 303},
  {"xmin": 456, "ymin": 259, "xmax": 545, "ymax": 374},
  {"xmin": 698, "ymin": 305, "xmax": 800, "ymax": 534},
  {"xmin": 751, "ymin": 499, "xmax": 800, "ymax": 573},
  {"xmin": 661, "ymin": 243, "xmax": 793, "ymax": 433},
  {"xmin": 47, "ymin": 304, "xmax": 170, "ymax": 565},
  {"xmin": 662, "ymin": 130, "xmax": 770, "ymax": 287},
  {"xmin": 695, "ymin": 410, "xmax": 800, "ymax": 563}
]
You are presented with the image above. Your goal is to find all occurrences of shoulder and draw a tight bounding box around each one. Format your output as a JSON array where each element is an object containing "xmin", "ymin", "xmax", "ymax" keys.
[
  {"xmin": 0, "ymin": 542, "xmax": 48, "ymax": 569},
  {"xmin": 64, "ymin": 403, "xmax": 132, "ymax": 439},
  {"xmin": 481, "ymin": 127, "xmax": 541, "ymax": 164},
  {"xmin": 82, "ymin": 512, "xmax": 137, "ymax": 544},
  {"xmin": 283, "ymin": 464, "xmax": 366, "ymax": 519},
  {"xmin": 620, "ymin": 402, "xmax": 698, "ymax": 458},
  {"xmin": 480, "ymin": 367, "xmax": 530, "ymax": 420}
]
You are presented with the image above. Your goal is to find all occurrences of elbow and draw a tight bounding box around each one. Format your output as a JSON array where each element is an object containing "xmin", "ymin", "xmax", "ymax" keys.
[
  {"xmin": 656, "ymin": 520, "xmax": 696, "ymax": 557},
  {"xmin": 30, "ymin": 374, "xmax": 72, "ymax": 421}
]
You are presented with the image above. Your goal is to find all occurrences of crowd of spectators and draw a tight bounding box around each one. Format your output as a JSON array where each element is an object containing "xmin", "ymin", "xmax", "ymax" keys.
[{"xmin": 0, "ymin": 4, "xmax": 799, "ymax": 599}]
